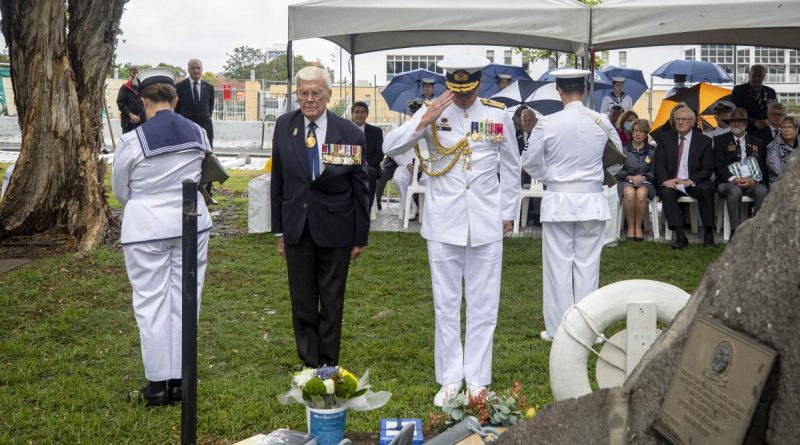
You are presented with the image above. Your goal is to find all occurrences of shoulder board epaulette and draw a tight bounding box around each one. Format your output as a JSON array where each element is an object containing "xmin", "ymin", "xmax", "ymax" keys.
[{"xmin": 480, "ymin": 98, "xmax": 505, "ymax": 109}]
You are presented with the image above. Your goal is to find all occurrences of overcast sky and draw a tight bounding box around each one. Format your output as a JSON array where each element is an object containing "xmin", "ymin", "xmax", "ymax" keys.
[{"xmin": 0, "ymin": 0, "xmax": 338, "ymax": 74}]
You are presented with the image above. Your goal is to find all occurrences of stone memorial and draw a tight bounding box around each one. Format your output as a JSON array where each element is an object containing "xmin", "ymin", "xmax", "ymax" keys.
[{"xmin": 498, "ymin": 156, "xmax": 800, "ymax": 444}]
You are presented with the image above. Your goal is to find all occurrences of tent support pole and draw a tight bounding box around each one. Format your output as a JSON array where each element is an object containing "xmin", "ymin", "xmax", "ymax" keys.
[
  {"xmin": 648, "ymin": 74, "xmax": 653, "ymax": 121},
  {"xmin": 351, "ymin": 35, "xmax": 356, "ymax": 108},
  {"xmin": 286, "ymin": 41, "xmax": 293, "ymax": 113}
]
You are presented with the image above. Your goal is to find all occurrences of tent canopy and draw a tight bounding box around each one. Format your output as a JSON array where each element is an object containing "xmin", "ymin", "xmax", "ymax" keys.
[
  {"xmin": 592, "ymin": 0, "xmax": 800, "ymax": 50},
  {"xmin": 288, "ymin": 0, "xmax": 590, "ymax": 55}
]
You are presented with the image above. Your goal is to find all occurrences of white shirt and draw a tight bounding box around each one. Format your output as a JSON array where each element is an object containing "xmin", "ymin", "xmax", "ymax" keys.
[
  {"xmin": 704, "ymin": 126, "xmax": 730, "ymax": 140},
  {"xmin": 356, "ymin": 123, "xmax": 366, "ymax": 133},
  {"xmin": 600, "ymin": 93, "xmax": 633, "ymax": 113},
  {"xmin": 522, "ymin": 101, "xmax": 622, "ymax": 222},
  {"xmin": 676, "ymin": 131, "xmax": 692, "ymax": 181},
  {"xmin": 304, "ymin": 112, "xmax": 328, "ymax": 178}
]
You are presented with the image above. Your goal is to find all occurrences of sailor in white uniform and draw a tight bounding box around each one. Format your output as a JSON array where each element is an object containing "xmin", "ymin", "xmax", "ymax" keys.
[
  {"xmin": 112, "ymin": 68, "xmax": 213, "ymax": 406},
  {"xmin": 600, "ymin": 77, "xmax": 633, "ymax": 113},
  {"xmin": 383, "ymin": 56, "xmax": 520, "ymax": 406},
  {"xmin": 522, "ymin": 69, "xmax": 622, "ymax": 342},
  {"xmin": 703, "ymin": 100, "xmax": 735, "ymax": 140}
]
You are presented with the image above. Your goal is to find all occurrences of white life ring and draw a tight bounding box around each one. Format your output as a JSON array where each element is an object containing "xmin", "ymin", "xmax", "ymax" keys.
[{"xmin": 549, "ymin": 279, "xmax": 690, "ymax": 401}]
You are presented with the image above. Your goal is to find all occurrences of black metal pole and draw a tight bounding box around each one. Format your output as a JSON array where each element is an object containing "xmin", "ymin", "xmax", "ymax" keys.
[
  {"xmin": 350, "ymin": 35, "xmax": 356, "ymax": 106},
  {"xmin": 182, "ymin": 180, "xmax": 198, "ymax": 445}
]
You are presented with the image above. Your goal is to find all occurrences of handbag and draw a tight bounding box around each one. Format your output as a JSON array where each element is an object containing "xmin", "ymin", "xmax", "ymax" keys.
[{"xmin": 200, "ymin": 152, "xmax": 229, "ymax": 184}]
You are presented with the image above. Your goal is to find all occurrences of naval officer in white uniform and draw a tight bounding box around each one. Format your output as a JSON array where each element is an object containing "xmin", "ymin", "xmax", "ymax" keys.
[
  {"xmin": 522, "ymin": 69, "xmax": 622, "ymax": 342},
  {"xmin": 383, "ymin": 56, "xmax": 520, "ymax": 406},
  {"xmin": 112, "ymin": 68, "xmax": 213, "ymax": 406}
]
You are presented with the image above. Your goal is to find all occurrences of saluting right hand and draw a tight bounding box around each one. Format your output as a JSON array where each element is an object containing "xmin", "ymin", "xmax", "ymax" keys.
[{"xmin": 415, "ymin": 91, "xmax": 453, "ymax": 132}]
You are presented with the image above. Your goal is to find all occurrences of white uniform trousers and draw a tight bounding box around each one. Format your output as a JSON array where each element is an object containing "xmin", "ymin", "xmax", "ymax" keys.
[
  {"xmin": 428, "ymin": 239, "xmax": 502, "ymax": 387},
  {"xmin": 541, "ymin": 221, "xmax": 604, "ymax": 338},
  {"xmin": 123, "ymin": 231, "xmax": 209, "ymax": 381}
]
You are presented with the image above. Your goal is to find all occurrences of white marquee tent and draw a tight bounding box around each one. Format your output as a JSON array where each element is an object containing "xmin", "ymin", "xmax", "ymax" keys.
[{"xmin": 592, "ymin": 0, "xmax": 800, "ymax": 50}]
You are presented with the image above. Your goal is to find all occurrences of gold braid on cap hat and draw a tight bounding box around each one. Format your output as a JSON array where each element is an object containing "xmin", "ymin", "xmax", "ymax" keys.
[
  {"xmin": 445, "ymin": 80, "xmax": 480, "ymax": 93},
  {"xmin": 414, "ymin": 123, "xmax": 471, "ymax": 177}
]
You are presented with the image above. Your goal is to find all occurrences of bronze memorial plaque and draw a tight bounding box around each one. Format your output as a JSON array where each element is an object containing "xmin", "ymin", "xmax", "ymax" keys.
[{"xmin": 654, "ymin": 316, "xmax": 776, "ymax": 445}]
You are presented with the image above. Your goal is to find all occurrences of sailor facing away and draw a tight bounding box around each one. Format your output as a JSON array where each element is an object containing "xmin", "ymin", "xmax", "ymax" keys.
[
  {"xmin": 112, "ymin": 67, "xmax": 213, "ymax": 406},
  {"xmin": 521, "ymin": 69, "xmax": 622, "ymax": 342},
  {"xmin": 383, "ymin": 55, "xmax": 520, "ymax": 407}
]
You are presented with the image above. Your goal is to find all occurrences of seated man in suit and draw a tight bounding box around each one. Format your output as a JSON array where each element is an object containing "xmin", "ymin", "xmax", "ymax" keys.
[
  {"xmin": 350, "ymin": 101, "xmax": 384, "ymax": 212},
  {"xmin": 713, "ymin": 108, "xmax": 768, "ymax": 238},
  {"xmin": 270, "ymin": 66, "xmax": 370, "ymax": 368},
  {"xmin": 753, "ymin": 102, "xmax": 786, "ymax": 149},
  {"xmin": 654, "ymin": 105, "xmax": 716, "ymax": 249}
]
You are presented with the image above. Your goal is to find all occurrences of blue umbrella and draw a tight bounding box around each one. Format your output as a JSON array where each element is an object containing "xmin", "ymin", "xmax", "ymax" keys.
[
  {"xmin": 652, "ymin": 60, "xmax": 732, "ymax": 83},
  {"xmin": 381, "ymin": 69, "xmax": 447, "ymax": 114},
  {"xmin": 596, "ymin": 66, "xmax": 648, "ymax": 111},
  {"xmin": 491, "ymin": 79, "xmax": 550, "ymax": 109},
  {"xmin": 538, "ymin": 69, "xmax": 613, "ymax": 112},
  {"xmin": 478, "ymin": 64, "xmax": 533, "ymax": 98}
]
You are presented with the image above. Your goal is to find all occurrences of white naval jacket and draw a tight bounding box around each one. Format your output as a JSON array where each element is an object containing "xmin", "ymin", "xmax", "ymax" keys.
[
  {"xmin": 522, "ymin": 101, "xmax": 622, "ymax": 223},
  {"xmin": 383, "ymin": 98, "xmax": 520, "ymax": 247},
  {"xmin": 112, "ymin": 128, "xmax": 213, "ymax": 244}
]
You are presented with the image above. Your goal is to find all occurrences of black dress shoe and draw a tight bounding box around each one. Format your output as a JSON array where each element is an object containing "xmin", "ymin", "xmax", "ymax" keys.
[
  {"xmin": 128, "ymin": 385, "xmax": 171, "ymax": 407},
  {"xmin": 168, "ymin": 386, "xmax": 182, "ymax": 404},
  {"xmin": 672, "ymin": 235, "xmax": 689, "ymax": 250},
  {"xmin": 703, "ymin": 231, "xmax": 716, "ymax": 247}
]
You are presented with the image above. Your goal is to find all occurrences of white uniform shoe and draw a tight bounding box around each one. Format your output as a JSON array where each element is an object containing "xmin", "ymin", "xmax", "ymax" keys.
[
  {"xmin": 466, "ymin": 385, "xmax": 487, "ymax": 399},
  {"xmin": 433, "ymin": 383, "xmax": 462, "ymax": 407},
  {"xmin": 540, "ymin": 330, "xmax": 553, "ymax": 342}
]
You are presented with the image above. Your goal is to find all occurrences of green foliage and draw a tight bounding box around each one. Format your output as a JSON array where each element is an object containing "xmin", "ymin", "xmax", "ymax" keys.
[
  {"xmin": 223, "ymin": 45, "xmax": 323, "ymax": 81},
  {"xmin": 201, "ymin": 71, "xmax": 218, "ymax": 84},
  {"xmin": 0, "ymin": 170, "xmax": 724, "ymax": 443},
  {"xmin": 223, "ymin": 45, "xmax": 266, "ymax": 79},
  {"xmin": 303, "ymin": 377, "xmax": 327, "ymax": 397}
]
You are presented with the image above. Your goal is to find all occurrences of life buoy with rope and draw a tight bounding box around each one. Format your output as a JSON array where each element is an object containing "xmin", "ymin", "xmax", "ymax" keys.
[{"xmin": 549, "ymin": 279, "xmax": 690, "ymax": 401}]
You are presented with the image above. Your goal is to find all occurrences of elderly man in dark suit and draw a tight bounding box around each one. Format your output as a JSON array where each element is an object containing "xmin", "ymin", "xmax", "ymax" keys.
[
  {"xmin": 270, "ymin": 66, "xmax": 370, "ymax": 368},
  {"xmin": 732, "ymin": 64, "xmax": 778, "ymax": 134},
  {"xmin": 713, "ymin": 108, "xmax": 768, "ymax": 237},
  {"xmin": 654, "ymin": 105, "xmax": 716, "ymax": 249},
  {"xmin": 350, "ymin": 101, "xmax": 384, "ymax": 212}
]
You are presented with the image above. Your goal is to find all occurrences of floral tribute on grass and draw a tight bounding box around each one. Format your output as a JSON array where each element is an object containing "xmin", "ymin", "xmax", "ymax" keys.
[
  {"xmin": 277, "ymin": 366, "xmax": 391, "ymax": 411},
  {"xmin": 425, "ymin": 381, "xmax": 536, "ymax": 436}
]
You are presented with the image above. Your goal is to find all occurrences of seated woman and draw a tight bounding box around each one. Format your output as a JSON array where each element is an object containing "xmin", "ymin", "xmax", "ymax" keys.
[
  {"xmin": 615, "ymin": 119, "xmax": 656, "ymax": 241},
  {"xmin": 617, "ymin": 110, "xmax": 639, "ymax": 145},
  {"xmin": 767, "ymin": 115, "xmax": 798, "ymax": 185}
]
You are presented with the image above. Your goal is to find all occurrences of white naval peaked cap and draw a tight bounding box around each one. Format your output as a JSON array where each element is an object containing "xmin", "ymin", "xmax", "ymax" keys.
[
  {"xmin": 133, "ymin": 67, "xmax": 177, "ymax": 92},
  {"xmin": 422, "ymin": 77, "xmax": 436, "ymax": 84},
  {"xmin": 709, "ymin": 100, "xmax": 736, "ymax": 112},
  {"xmin": 437, "ymin": 55, "xmax": 490, "ymax": 74},
  {"xmin": 611, "ymin": 76, "xmax": 626, "ymax": 83},
  {"xmin": 550, "ymin": 68, "xmax": 591, "ymax": 87},
  {"xmin": 497, "ymin": 73, "xmax": 513, "ymax": 80}
]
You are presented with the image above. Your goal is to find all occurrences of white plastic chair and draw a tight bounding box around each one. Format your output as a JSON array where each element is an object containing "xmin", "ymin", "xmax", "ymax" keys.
[
  {"xmin": 616, "ymin": 196, "xmax": 660, "ymax": 241},
  {"xmin": 662, "ymin": 196, "xmax": 699, "ymax": 241},
  {"xmin": 718, "ymin": 195, "xmax": 755, "ymax": 242},
  {"xmin": 513, "ymin": 181, "xmax": 545, "ymax": 233},
  {"xmin": 403, "ymin": 160, "xmax": 425, "ymax": 229}
]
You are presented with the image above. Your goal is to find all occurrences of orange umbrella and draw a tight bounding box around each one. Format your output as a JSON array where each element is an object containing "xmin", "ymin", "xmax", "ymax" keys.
[{"xmin": 651, "ymin": 83, "xmax": 731, "ymax": 133}]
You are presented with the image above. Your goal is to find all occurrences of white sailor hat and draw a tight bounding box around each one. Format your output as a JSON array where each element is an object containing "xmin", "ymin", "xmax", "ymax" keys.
[
  {"xmin": 611, "ymin": 76, "xmax": 626, "ymax": 83},
  {"xmin": 422, "ymin": 78, "xmax": 436, "ymax": 84},
  {"xmin": 133, "ymin": 67, "xmax": 177, "ymax": 92},
  {"xmin": 497, "ymin": 73, "xmax": 512, "ymax": 80},
  {"xmin": 550, "ymin": 68, "xmax": 591, "ymax": 88},
  {"xmin": 709, "ymin": 100, "xmax": 736, "ymax": 113},
  {"xmin": 438, "ymin": 56, "xmax": 490, "ymax": 93}
]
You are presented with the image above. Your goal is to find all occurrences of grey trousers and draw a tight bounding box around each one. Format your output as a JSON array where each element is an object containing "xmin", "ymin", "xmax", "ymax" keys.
[{"xmin": 717, "ymin": 182, "xmax": 768, "ymax": 230}]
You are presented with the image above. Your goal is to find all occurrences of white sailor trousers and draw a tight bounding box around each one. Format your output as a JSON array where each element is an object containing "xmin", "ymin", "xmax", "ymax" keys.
[
  {"xmin": 123, "ymin": 232, "xmax": 209, "ymax": 381},
  {"xmin": 427, "ymin": 239, "xmax": 502, "ymax": 387},
  {"xmin": 541, "ymin": 220, "xmax": 604, "ymax": 338}
]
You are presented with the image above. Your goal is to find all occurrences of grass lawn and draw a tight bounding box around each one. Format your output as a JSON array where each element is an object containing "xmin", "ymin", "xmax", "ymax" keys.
[{"xmin": 0, "ymin": 170, "xmax": 723, "ymax": 444}]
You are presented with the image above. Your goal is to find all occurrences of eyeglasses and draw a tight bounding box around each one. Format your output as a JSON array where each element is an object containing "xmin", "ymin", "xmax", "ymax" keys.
[
  {"xmin": 780, "ymin": 125, "xmax": 797, "ymax": 130},
  {"xmin": 768, "ymin": 112, "xmax": 786, "ymax": 116},
  {"xmin": 632, "ymin": 128, "xmax": 648, "ymax": 134},
  {"xmin": 674, "ymin": 118, "xmax": 694, "ymax": 123},
  {"xmin": 297, "ymin": 91, "xmax": 326, "ymax": 101}
]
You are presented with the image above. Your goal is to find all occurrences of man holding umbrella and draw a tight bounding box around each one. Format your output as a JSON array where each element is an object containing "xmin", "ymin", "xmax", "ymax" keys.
[{"xmin": 383, "ymin": 55, "xmax": 519, "ymax": 407}]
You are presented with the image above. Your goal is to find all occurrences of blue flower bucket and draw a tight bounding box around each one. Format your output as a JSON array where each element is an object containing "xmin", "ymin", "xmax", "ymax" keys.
[{"xmin": 306, "ymin": 406, "xmax": 347, "ymax": 445}]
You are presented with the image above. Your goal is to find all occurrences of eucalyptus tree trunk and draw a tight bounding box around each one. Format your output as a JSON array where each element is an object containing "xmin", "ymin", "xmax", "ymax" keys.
[{"xmin": 0, "ymin": 0, "xmax": 126, "ymax": 254}]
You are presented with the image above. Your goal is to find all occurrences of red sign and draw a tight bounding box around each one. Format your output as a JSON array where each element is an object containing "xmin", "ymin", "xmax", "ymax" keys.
[{"xmin": 223, "ymin": 84, "xmax": 231, "ymax": 101}]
